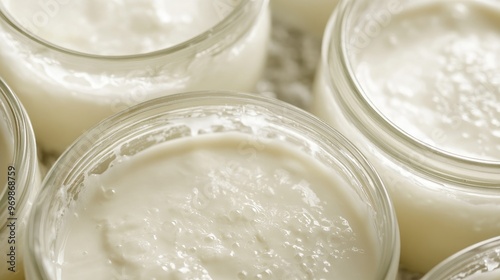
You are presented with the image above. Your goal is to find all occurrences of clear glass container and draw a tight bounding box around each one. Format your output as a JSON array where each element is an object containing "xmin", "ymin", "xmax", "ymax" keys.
[
  {"xmin": 0, "ymin": 0, "xmax": 270, "ymax": 155},
  {"xmin": 421, "ymin": 236, "xmax": 500, "ymax": 280},
  {"xmin": 0, "ymin": 78, "xmax": 42, "ymax": 280},
  {"xmin": 25, "ymin": 91, "xmax": 399, "ymax": 279},
  {"xmin": 311, "ymin": 0, "xmax": 500, "ymax": 274}
]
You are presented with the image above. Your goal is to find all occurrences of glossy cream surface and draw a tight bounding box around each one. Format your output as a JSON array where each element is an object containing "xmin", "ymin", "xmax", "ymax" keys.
[
  {"xmin": 312, "ymin": 0, "xmax": 500, "ymax": 274},
  {"xmin": 355, "ymin": 1, "xmax": 500, "ymax": 161},
  {"xmin": 59, "ymin": 133, "xmax": 378, "ymax": 279},
  {"xmin": 353, "ymin": 1, "xmax": 500, "ymax": 270},
  {"xmin": 5, "ymin": 0, "xmax": 241, "ymax": 55},
  {"xmin": 0, "ymin": 0, "xmax": 270, "ymax": 155}
]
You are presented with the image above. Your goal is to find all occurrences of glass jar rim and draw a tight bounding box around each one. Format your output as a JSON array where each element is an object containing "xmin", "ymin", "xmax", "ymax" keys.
[
  {"xmin": 26, "ymin": 91, "xmax": 399, "ymax": 280},
  {"xmin": 421, "ymin": 236, "xmax": 500, "ymax": 279},
  {"xmin": 0, "ymin": 78, "xmax": 38, "ymax": 227},
  {"xmin": 322, "ymin": 0, "xmax": 500, "ymax": 187},
  {"xmin": 0, "ymin": 0, "xmax": 266, "ymax": 60}
]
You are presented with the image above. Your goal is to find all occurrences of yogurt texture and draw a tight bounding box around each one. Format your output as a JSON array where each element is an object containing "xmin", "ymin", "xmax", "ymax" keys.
[
  {"xmin": 5, "ymin": 0, "xmax": 241, "ymax": 55},
  {"xmin": 0, "ymin": 0, "xmax": 270, "ymax": 154},
  {"xmin": 312, "ymin": 0, "xmax": 500, "ymax": 273},
  {"xmin": 354, "ymin": 1, "xmax": 500, "ymax": 161},
  {"xmin": 60, "ymin": 133, "xmax": 379, "ymax": 279},
  {"xmin": 352, "ymin": 1, "xmax": 500, "ymax": 269}
]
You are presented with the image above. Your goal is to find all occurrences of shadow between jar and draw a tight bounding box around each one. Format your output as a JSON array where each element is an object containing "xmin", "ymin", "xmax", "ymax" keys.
[{"xmin": 25, "ymin": 91, "xmax": 400, "ymax": 280}]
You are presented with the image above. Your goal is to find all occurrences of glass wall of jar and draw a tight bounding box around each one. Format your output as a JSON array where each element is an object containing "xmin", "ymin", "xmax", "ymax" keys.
[
  {"xmin": 0, "ymin": 78, "xmax": 42, "ymax": 280},
  {"xmin": 25, "ymin": 91, "xmax": 400, "ymax": 280},
  {"xmin": 421, "ymin": 236, "xmax": 500, "ymax": 280},
  {"xmin": 311, "ymin": 0, "xmax": 500, "ymax": 274},
  {"xmin": 270, "ymin": 0, "xmax": 338, "ymax": 38},
  {"xmin": 0, "ymin": 0, "xmax": 270, "ymax": 156}
]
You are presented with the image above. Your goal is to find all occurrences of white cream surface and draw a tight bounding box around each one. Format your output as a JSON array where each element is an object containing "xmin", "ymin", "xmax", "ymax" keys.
[
  {"xmin": 0, "ymin": 0, "xmax": 270, "ymax": 155},
  {"xmin": 5, "ymin": 0, "xmax": 240, "ymax": 55},
  {"xmin": 312, "ymin": 0, "xmax": 500, "ymax": 274},
  {"xmin": 59, "ymin": 133, "xmax": 378, "ymax": 279},
  {"xmin": 464, "ymin": 269, "xmax": 500, "ymax": 280},
  {"xmin": 355, "ymin": 1, "xmax": 500, "ymax": 161}
]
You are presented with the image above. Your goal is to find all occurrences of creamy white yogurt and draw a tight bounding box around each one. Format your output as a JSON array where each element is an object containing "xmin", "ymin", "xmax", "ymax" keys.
[
  {"xmin": 312, "ymin": 0, "xmax": 500, "ymax": 273},
  {"xmin": 5, "ymin": 0, "xmax": 240, "ymax": 56},
  {"xmin": 0, "ymin": 0, "xmax": 270, "ymax": 155},
  {"xmin": 59, "ymin": 133, "xmax": 379, "ymax": 279},
  {"xmin": 352, "ymin": 1, "xmax": 500, "ymax": 270},
  {"xmin": 354, "ymin": 1, "xmax": 500, "ymax": 161}
]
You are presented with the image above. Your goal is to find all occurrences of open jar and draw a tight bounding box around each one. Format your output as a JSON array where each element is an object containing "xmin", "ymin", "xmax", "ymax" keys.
[
  {"xmin": 25, "ymin": 91, "xmax": 399, "ymax": 279},
  {"xmin": 0, "ymin": 0, "xmax": 270, "ymax": 155},
  {"xmin": 0, "ymin": 78, "xmax": 42, "ymax": 280},
  {"xmin": 312, "ymin": 0, "xmax": 500, "ymax": 274},
  {"xmin": 421, "ymin": 236, "xmax": 500, "ymax": 280}
]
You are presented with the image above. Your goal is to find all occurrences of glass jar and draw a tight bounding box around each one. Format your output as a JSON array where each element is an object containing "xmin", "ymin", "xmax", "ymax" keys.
[
  {"xmin": 270, "ymin": 0, "xmax": 338, "ymax": 38},
  {"xmin": 25, "ymin": 91, "xmax": 399, "ymax": 279},
  {"xmin": 0, "ymin": 0, "xmax": 270, "ymax": 156},
  {"xmin": 311, "ymin": 0, "xmax": 500, "ymax": 274},
  {"xmin": 0, "ymin": 78, "xmax": 42, "ymax": 280},
  {"xmin": 421, "ymin": 236, "xmax": 500, "ymax": 280}
]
